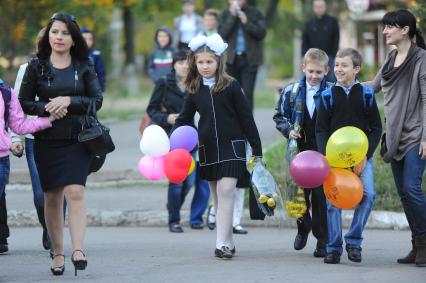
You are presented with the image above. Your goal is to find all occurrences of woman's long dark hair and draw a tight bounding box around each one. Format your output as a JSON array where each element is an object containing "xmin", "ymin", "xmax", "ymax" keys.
[
  {"xmin": 382, "ymin": 9, "xmax": 426, "ymax": 50},
  {"xmin": 37, "ymin": 13, "xmax": 89, "ymax": 60}
]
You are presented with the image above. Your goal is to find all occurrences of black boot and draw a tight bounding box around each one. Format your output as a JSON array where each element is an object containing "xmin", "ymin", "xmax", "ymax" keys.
[
  {"xmin": 0, "ymin": 239, "xmax": 8, "ymax": 254},
  {"xmin": 415, "ymin": 235, "xmax": 426, "ymax": 267},
  {"xmin": 397, "ymin": 239, "xmax": 416, "ymax": 264}
]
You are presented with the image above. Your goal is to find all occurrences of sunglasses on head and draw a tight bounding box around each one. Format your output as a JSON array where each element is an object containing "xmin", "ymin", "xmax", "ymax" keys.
[{"xmin": 51, "ymin": 12, "xmax": 77, "ymax": 23}]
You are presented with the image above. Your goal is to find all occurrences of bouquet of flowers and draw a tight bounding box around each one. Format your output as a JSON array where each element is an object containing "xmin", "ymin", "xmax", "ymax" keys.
[
  {"xmin": 246, "ymin": 145, "xmax": 282, "ymax": 217},
  {"xmin": 283, "ymin": 101, "xmax": 307, "ymax": 219}
]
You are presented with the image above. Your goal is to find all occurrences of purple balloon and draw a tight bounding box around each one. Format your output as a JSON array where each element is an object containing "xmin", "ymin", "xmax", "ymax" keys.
[
  {"xmin": 290, "ymin": 150, "xmax": 330, "ymax": 189},
  {"xmin": 170, "ymin": 126, "xmax": 198, "ymax": 151}
]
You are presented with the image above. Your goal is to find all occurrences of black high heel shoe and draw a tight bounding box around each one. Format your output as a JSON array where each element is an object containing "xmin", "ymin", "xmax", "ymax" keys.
[
  {"xmin": 50, "ymin": 254, "xmax": 65, "ymax": 276},
  {"xmin": 71, "ymin": 249, "xmax": 87, "ymax": 276}
]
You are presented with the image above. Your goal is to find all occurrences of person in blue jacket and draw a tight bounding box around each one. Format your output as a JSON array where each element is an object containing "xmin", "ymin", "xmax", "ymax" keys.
[{"xmin": 82, "ymin": 26, "xmax": 106, "ymax": 92}]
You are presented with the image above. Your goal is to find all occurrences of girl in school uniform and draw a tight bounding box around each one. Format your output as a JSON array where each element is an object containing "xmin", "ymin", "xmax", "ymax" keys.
[{"xmin": 174, "ymin": 34, "xmax": 262, "ymax": 259}]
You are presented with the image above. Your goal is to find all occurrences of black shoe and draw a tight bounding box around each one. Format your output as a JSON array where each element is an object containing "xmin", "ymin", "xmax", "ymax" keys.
[
  {"xmin": 42, "ymin": 229, "xmax": 51, "ymax": 250},
  {"xmin": 206, "ymin": 205, "xmax": 216, "ymax": 230},
  {"xmin": 169, "ymin": 223, "xmax": 184, "ymax": 233},
  {"xmin": 50, "ymin": 254, "xmax": 65, "ymax": 276},
  {"xmin": 49, "ymin": 249, "xmax": 54, "ymax": 259},
  {"xmin": 71, "ymin": 250, "xmax": 87, "ymax": 276},
  {"xmin": 214, "ymin": 246, "xmax": 233, "ymax": 259},
  {"xmin": 0, "ymin": 239, "xmax": 8, "ymax": 254},
  {"xmin": 0, "ymin": 243, "xmax": 8, "ymax": 254},
  {"xmin": 233, "ymin": 225, "xmax": 248, "ymax": 234},
  {"xmin": 190, "ymin": 223, "xmax": 204, "ymax": 230},
  {"xmin": 294, "ymin": 233, "xmax": 308, "ymax": 250},
  {"xmin": 324, "ymin": 251, "xmax": 341, "ymax": 264},
  {"xmin": 346, "ymin": 244, "xmax": 362, "ymax": 263},
  {"xmin": 313, "ymin": 247, "xmax": 326, "ymax": 258}
]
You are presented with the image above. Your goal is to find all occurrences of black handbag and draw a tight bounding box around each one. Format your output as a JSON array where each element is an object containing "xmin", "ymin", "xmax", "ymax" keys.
[
  {"xmin": 78, "ymin": 101, "xmax": 115, "ymax": 156},
  {"xmin": 89, "ymin": 154, "xmax": 106, "ymax": 174}
]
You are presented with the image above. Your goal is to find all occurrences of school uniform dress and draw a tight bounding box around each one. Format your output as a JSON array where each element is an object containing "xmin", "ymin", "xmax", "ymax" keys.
[
  {"xmin": 174, "ymin": 79, "xmax": 262, "ymax": 185},
  {"xmin": 19, "ymin": 58, "xmax": 103, "ymax": 192}
]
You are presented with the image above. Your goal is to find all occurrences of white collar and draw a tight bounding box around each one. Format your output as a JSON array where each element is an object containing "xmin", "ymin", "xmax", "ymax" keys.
[
  {"xmin": 336, "ymin": 79, "xmax": 360, "ymax": 94},
  {"xmin": 306, "ymin": 82, "xmax": 320, "ymax": 92},
  {"xmin": 203, "ymin": 77, "xmax": 216, "ymax": 88}
]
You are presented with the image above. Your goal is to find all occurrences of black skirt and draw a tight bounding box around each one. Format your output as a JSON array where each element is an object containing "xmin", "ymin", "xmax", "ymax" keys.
[
  {"xmin": 34, "ymin": 139, "xmax": 92, "ymax": 192},
  {"xmin": 200, "ymin": 160, "xmax": 251, "ymax": 188}
]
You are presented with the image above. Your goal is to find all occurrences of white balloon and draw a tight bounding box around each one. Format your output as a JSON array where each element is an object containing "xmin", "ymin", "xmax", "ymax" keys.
[{"xmin": 139, "ymin": 125, "xmax": 170, "ymax": 156}]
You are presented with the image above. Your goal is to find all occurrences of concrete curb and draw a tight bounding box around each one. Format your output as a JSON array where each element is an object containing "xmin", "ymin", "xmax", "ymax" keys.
[{"xmin": 7, "ymin": 208, "xmax": 409, "ymax": 230}]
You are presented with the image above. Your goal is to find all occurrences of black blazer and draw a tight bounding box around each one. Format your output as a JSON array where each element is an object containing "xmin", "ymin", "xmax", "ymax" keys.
[
  {"xmin": 218, "ymin": 4, "xmax": 267, "ymax": 67},
  {"xmin": 174, "ymin": 80, "xmax": 262, "ymax": 166},
  {"xmin": 146, "ymin": 73, "xmax": 186, "ymax": 135},
  {"xmin": 19, "ymin": 57, "xmax": 103, "ymax": 140},
  {"xmin": 302, "ymin": 14, "xmax": 339, "ymax": 57}
]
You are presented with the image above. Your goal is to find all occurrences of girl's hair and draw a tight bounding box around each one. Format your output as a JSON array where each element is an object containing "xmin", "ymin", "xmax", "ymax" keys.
[
  {"xmin": 184, "ymin": 45, "xmax": 232, "ymax": 95},
  {"xmin": 172, "ymin": 49, "xmax": 188, "ymax": 67},
  {"xmin": 382, "ymin": 9, "xmax": 426, "ymax": 50},
  {"xmin": 37, "ymin": 13, "xmax": 89, "ymax": 60}
]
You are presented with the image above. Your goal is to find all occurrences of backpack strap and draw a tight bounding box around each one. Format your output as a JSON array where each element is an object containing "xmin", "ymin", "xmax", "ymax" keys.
[
  {"xmin": 0, "ymin": 80, "xmax": 12, "ymax": 130},
  {"xmin": 321, "ymin": 87, "xmax": 333, "ymax": 113},
  {"xmin": 362, "ymin": 85, "xmax": 374, "ymax": 115},
  {"xmin": 325, "ymin": 81, "xmax": 334, "ymax": 89},
  {"xmin": 289, "ymin": 82, "xmax": 300, "ymax": 109}
]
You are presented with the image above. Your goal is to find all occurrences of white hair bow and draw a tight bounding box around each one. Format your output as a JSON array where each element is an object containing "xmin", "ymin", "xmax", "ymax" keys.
[{"xmin": 188, "ymin": 34, "xmax": 228, "ymax": 56}]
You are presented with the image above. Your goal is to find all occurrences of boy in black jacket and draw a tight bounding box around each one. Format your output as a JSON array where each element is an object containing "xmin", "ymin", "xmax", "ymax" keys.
[
  {"xmin": 274, "ymin": 48, "xmax": 331, "ymax": 258},
  {"xmin": 316, "ymin": 48, "xmax": 382, "ymax": 264}
]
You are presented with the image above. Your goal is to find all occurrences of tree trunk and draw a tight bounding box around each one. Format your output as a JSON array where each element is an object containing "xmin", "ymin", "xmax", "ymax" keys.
[
  {"xmin": 123, "ymin": 6, "xmax": 134, "ymax": 66},
  {"xmin": 110, "ymin": 8, "xmax": 123, "ymax": 77},
  {"xmin": 293, "ymin": 0, "xmax": 302, "ymax": 79},
  {"xmin": 203, "ymin": 0, "xmax": 217, "ymax": 9},
  {"xmin": 265, "ymin": 0, "xmax": 280, "ymax": 27},
  {"xmin": 122, "ymin": 6, "xmax": 138, "ymax": 95},
  {"xmin": 247, "ymin": 0, "xmax": 257, "ymax": 6}
]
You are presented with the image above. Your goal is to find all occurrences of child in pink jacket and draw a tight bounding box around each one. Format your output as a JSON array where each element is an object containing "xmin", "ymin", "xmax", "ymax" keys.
[{"xmin": 0, "ymin": 81, "xmax": 54, "ymax": 253}]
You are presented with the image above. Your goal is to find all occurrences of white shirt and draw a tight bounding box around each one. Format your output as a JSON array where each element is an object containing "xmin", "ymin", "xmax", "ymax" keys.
[
  {"xmin": 305, "ymin": 82, "xmax": 320, "ymax": 118},
  {"xmin": 179, "ymin": 14, "xmax": 197, "ymax": 44}
]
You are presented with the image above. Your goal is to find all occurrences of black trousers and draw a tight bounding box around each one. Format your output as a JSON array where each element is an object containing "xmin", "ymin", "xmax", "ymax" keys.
[
  {"xmin": 0, "ymin": 193, "xmax": 9, "ymax": 242},
  {"xmin": 297, "ymin": 187, "xmax": 328, "ymax": 247},
  {"xmin": 296, "ymin": 140, "xmax": 327, "ymax": 247},
  {"xmin": 226, "ymin": 55, "xmax": 258, "ymax": 111}
]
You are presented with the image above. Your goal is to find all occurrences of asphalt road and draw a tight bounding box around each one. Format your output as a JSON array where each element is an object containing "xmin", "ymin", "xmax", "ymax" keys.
[{"xmin": 0, "ymin": 227, "xmax": 423, "ymax": 283}]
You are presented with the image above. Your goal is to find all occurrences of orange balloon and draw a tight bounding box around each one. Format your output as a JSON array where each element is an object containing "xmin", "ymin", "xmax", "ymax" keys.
[{"xmin": 323, "ymin": 168, "xmax": 363, "ymax": 209}]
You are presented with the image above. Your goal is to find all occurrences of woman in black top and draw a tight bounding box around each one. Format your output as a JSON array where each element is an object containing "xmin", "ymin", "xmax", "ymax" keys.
[
  {"xmin": 147, "ymin": 50, "xmax": 197, "ymax": 233},
  {"xmin": 174, "ymin": 34, "xmax": 262, "ymax": 259},
  {"xmin": 19, "ymin": 13, "xmax": 102, "ymax": 276}
]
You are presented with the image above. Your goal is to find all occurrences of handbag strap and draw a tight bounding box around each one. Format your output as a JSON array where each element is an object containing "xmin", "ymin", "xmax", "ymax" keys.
[{"xmin": 83, "ymin": 100, "xmax": 97, "ymax": 128}]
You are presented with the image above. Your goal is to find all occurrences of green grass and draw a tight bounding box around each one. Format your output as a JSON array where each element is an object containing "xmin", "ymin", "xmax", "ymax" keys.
[
  {"xmin": 98, "ymin": 77, "xmax": 154, "ymax": 121},
  {"xmin": 254, "ymin": 87, "xmax": 278, "ymax": 109},
  {"xmin": 98, "ymin": 76, "xmax": 279, "ymax": 122},
  {"xmin": 264, "ymin": 140, "xmax": 426, "ymax": 212}
]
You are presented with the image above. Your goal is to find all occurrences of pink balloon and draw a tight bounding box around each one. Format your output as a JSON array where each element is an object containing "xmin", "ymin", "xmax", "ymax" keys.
[
  {"xmin": 290, "ymin": 150, "xmax": 330, "ymax": 188},
  {"xmin": 138, "ymin": 156, "xmax": 165, "ymax": 181}
]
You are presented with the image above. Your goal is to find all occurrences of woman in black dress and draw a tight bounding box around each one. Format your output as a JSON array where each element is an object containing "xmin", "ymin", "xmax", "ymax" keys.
[{"xmin": 19, "ymin": 13, "xmax": 102, "ymax": 276}]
